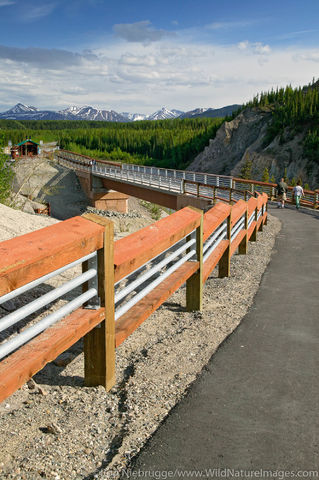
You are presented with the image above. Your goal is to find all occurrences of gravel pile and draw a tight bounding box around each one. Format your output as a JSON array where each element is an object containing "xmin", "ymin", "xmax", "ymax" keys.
[
  {"xmin": 84, "ymin": 206, "xmax": 142, "ymax": 219},
  {"xmin": 0, "ymin": 211, "xmax": 281, "ymax": 480}
]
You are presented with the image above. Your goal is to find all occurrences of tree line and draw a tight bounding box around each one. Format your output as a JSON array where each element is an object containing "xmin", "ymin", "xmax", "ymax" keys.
[{"xmin": 0, "ymin": 117, "xmax": 223, "ymax": 170}]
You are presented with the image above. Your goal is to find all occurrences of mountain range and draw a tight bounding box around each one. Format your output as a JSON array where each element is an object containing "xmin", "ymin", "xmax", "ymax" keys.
[{"xmin": 0, "ymin": 103, "xmax": 241, "ymax": 122}]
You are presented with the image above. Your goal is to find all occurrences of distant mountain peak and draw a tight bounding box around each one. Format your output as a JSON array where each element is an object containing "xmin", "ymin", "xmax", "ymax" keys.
[
  {"xmin": 0, "ymin": 103, "xmax": 240, "ymax": 122},
  {"xmin": 147, "ymin": 107, "xmax": 183, "ymax": 121},
  {"xmin": 6, "ymin": 103, "xmax": 39, "ymax": 114}
]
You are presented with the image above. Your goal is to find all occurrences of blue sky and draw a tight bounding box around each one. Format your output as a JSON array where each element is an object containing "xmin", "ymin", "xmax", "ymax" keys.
[{"xmin": 0, "ymin": 0, "xmax": 318, "ymax": 113}]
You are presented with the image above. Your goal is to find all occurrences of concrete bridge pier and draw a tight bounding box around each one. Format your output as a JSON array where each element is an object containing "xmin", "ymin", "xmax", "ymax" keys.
[{"xmin": 75, "ymin": 171, "xmax": 129, "ymax": 213}]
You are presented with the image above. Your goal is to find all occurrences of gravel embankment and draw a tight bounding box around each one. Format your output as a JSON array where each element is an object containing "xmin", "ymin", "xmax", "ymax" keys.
[{"xmin": 0, "ymin": 204, "xmax": 281, "ymax": 480}]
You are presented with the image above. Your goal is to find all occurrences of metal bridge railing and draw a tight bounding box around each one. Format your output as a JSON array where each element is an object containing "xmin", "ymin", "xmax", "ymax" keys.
[{"xmin": 55, "ymin": 150, "xmax": 318, "ymax": 209}]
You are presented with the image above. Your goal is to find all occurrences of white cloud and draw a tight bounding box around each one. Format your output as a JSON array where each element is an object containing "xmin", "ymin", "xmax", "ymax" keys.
[
  {"xmin": 0, "ymin": 36, "xmax": 317, "ymax": 114},
  {"xmin": 113, "ymin": 20, "xmax": 175, "ymax": 44},
  {"xmin": 294, "ymin": 52, "xmax": 319, "ymax": 63},
  {"xmin": 119, "ymin": 54, "xmax": 156, "ymax": 67},
  {"xmin": 238, "ymin": 41, "xmax": 271, "ymax": 55},
  {"xmin": 0, "ymin": 45, "xmax": 98, "ymax": 68}
]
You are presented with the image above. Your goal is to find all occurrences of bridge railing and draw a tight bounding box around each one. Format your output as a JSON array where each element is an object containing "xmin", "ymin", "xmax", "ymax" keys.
[
  {"xmin": 120, "ymin": 163, "xmax": 233, "ymax": 188},
  {"xmin": 55, "ymin": 150, "xmax": 319, "ymax": 208},
  {"xmin": 0, "ymin": 192, "xmax": 268, "ymax": 403},
  {"xmin": 55, "ymin": 150, "xmax": 318, "ymax": 208},
  {"xmin": 233, "ymin": 178, "xmax": 318, "ymax": 209}
]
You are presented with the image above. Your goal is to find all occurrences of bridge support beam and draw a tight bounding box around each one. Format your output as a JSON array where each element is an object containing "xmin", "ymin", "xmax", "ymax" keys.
[
  {"xmin": 75, "ymin": 171, "xmax": 212, "ymax": 213},
  {"xmin": 100, "ymin": 178, "xmax": 212, "ymax": 211}
]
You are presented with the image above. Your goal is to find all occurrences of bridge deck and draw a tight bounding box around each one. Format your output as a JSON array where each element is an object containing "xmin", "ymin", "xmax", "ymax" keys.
[{"xmin": 128, "ymin": 205, "xmax": 319, "ymax": 474}]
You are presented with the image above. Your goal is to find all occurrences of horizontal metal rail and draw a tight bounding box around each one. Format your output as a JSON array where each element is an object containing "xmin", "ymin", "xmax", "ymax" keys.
[
  {"xmin": 203, "ymin": 229, "xmax": 228, "ymax": 263},
  {"xmin": 248, "ymin": 212, "xmax": 255, "ymax": 228},
  {"xmin": 114, "ymin": 237, "xmax": 196, "ymax": 304},
  {"xmin": 0, "ymin": 252, "xmax": 96, "ymax": 305},
  {"xmin": 0, "ymin": 269, "xmax": 97, "ymax": 333},
  {"xmin": 0, "ymin": 288, "xmax": 97, "ymax": 360},
  {"xmin": 203, "ymin": 223, "xmax": 227, "ymax": 255},
  {"xmin": 115, "ymin": 248, "xmax": 196, "ymax": 321},
  {"xmin": 231, "ymin": 216, "xmax": 245, "ymax": 242},
  {"xmin": 114, "ymin": 230, "xmax": 197, "ymax": 321}
]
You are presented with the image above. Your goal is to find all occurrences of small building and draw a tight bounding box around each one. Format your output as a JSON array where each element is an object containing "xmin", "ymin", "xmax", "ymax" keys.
[{"xmin": 11, "ymin": 139, "xmax": 39, "ymax": 159}]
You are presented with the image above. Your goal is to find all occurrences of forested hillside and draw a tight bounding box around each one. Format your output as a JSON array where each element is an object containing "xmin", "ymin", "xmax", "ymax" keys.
[
  {"xmin": 189, "ymin": 79, "xmax": 319, "ymax": 188},
  {"xmin": 245, "ymin": 79, "xmax": 319, "ymax": 176},
  {"xmin": 0, "ymin": 117, "xmax": 223, "ymax": 170}
]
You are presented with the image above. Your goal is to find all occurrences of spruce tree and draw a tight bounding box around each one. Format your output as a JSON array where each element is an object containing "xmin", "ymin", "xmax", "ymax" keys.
[{"xmin": 262, "ymin": 167, "xmax": 270, "ymax": 182}]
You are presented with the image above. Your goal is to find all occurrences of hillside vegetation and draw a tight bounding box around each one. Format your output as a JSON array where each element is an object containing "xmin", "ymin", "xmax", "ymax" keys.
[
  {"xmin": 189, "ymin": 79, "xmax": 319, "ymax": 188},
  {"xmin": 0, "ymin": 117, "xmax": 223, "ymax": 171},
  {"xmin": 244, "ymin": 79, "xmax": 319, "ymax": 183},
  {"xmin": 0, "ymin": 133, "xmax": 13, "ymax": 204}
]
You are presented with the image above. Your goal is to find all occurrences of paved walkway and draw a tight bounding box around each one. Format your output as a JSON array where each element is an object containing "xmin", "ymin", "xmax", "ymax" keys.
[{"xmin": 129, "ymin": 205, "xmax": 319, "ymax": 476}]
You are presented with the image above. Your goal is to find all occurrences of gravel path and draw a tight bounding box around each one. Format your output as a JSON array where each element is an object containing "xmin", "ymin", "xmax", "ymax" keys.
[{"xmin": 0, "ymin": 204, "xmax": 281, "ymax": 480}]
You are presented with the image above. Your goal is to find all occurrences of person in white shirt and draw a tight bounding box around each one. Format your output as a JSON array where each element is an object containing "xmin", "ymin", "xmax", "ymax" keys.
[{"xmin": 293, "ymin": 181, "xmax": 304, "ymax": 210}]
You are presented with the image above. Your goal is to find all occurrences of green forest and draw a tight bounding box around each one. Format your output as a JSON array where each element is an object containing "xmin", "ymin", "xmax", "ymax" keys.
[
  {"xmin": 0, "ymin": 117, "xmax": 223, "ymax": 170},
  {"xmin": 245, "ymin": 79, "xmax": 319, "ymax": 172}
]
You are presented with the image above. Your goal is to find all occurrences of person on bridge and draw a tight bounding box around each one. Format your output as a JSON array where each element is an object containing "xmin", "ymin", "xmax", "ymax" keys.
[
  {"xmin": 293, "ymin": 181, "xmax": 304, "ymax": 210},
  {"xmin": 277, "ymin": 177, "xmax": 288, "ymax": 208}
]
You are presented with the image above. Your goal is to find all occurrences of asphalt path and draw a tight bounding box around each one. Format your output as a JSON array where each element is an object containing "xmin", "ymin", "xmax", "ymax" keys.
[{"xmin": 128, "ymin": 205, "xmax": 319, "ymax": 477}]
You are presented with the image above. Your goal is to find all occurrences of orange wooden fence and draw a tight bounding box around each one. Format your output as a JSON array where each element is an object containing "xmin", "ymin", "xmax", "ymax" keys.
[{"xmin": 0, "ymin": 193, "xmax": 268, "ymax": 403}]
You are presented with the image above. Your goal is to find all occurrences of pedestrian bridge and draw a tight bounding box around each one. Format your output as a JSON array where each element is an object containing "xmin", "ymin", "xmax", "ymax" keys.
[{"xmin": 54, "ymin": 149, "xmax": 319, "ymax": 212}]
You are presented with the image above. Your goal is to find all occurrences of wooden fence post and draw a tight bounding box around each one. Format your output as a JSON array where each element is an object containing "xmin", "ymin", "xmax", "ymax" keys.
[
  {"xmin": 238, "ymin": 208, "xmax": 248, "ymax": 255},
  {"xmin": 259, "ymin": 205, "xmax": 264, "ymax": 232},
  {"xmin": 250, "ymin": 207, "xmax": 258, "ymax": 242},
  {"xmin": 218, "ymin": 210, "xmax": 231, "ymax": 278},
  {"xmin": 82, "ymin": 214, "xmax": 115, "ymax": 391},
  {"xmin": 212, "ymin": 186, "xmax": 216, "ymax": 205},
  {"xmin": 186, "ymin": 208, "xmax": 203, "ymax": 312},
  {"xmin": 264, "ymin": 201, "xmax": 268, "ymax": 225}
]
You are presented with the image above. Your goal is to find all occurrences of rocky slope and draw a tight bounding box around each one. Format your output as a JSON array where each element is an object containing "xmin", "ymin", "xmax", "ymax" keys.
[{"xmin": 188, "ymin": 107, "xmax": 318, "ymax": 188}]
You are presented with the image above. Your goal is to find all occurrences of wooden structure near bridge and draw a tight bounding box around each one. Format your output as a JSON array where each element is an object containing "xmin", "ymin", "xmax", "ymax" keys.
[{"xmin": 11, "ymin": 139, "xmax": 39, "ymax": 159}]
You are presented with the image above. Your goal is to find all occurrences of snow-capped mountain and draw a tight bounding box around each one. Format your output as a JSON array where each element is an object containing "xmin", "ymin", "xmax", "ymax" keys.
[
  {"xmin": 0, "ymin": 103, "xmax": 240, "ymax": 122},
  {"xmin": 0, "ymin": 103, "xmax": 65, "ymax": 120},
  {"xmin": 147, "ymin": 107, "xmax": 184, "ymax": 121},
  {"xmin": 59, "ymin": 106, "xmax": 128, "ymax": 122},
  {"xmin": 8, "ymin": 103, "xmax": 39, "ymax": 114},
  {"xmin": 179, "ymin": 108, "xmax": 209, "ymax": 119},
  {"xmin": 121, "ymin": 112, "xmax": 148, "ymax": 121},
  {"xmin": 60, "ymin": 105, "xmax": 84, "ymax": 116}
]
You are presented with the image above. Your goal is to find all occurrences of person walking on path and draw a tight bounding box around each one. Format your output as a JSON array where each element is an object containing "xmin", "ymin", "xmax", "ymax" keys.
[
  {"xmin": 277, "ymin": 177, "xmax": 288, "ymax": 208},
  {"xmin": 293, "ymin": 181, "xmax": 304, "ymax": 209}
]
